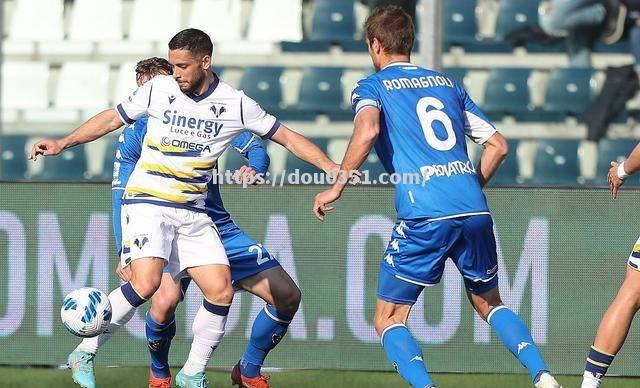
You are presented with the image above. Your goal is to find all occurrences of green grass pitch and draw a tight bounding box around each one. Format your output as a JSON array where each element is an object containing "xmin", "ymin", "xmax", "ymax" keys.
[{"xmin": 3, "ymin": 367, "xmax": 640, "ymax": 387}]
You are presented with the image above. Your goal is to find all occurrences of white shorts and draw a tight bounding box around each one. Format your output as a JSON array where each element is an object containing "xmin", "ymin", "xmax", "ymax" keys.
[{"xmin": 121, "ymin": 203, "xmax": 229, "ymax": 279}]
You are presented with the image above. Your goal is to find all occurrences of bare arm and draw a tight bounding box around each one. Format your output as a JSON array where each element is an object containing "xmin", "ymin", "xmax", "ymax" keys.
[
  {"xmin": 269, "ymin": 123, "xmax": 337, "ymax": 173},
  {"xmin": 476, "ymin": 132, "xmax": 509, "ymax": 187},
  {"xmin": 333, "ymin": 107, "xmax": 380, "ymax": 194},
  {"xmin": 29, "ymin": 108, "xmax": 124, "ymax": 160},
  {"xmin": 312, "ymin": 107, "xmax": 380, "ymax": 220},
  {"xmin": 608, "ymin": 142, "xmax": 640, "ymax": 199}
]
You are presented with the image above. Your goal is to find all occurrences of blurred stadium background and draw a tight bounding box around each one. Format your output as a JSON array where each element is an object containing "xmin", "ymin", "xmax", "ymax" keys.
[{"xmin": 3, "ymin": 0, "xmax": 640, "ymax": 387}]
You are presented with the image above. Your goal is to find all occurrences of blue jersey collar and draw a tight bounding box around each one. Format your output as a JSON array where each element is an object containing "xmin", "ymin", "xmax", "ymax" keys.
[{"xmin": 186, "ymin": 71, "xmax": 220, "ymax": 102}]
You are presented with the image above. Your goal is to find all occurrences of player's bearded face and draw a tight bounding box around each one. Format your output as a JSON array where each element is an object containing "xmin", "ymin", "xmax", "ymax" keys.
[{"xmin": 169, "ymin": 49, "xmax": 209, "ymax": 93}]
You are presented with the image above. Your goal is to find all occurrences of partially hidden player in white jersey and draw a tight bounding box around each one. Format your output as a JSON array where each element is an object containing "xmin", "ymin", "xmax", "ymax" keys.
[
  {"xmin": 29, "ymin": 28, "xmax": 338, "ymax": 388},
  {"xmin": 580, "ymin": 146, "xmax": 640, "ymax": 388}
]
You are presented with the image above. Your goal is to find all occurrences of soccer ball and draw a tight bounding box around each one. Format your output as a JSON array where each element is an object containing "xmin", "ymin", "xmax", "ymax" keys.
[{"xmin": 60, "ymin": 287, "xmax": 112, "ymax": 338}]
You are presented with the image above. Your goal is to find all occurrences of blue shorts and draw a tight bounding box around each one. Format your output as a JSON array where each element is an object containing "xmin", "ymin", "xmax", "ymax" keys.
[
  {"xmin": 161, "ymin": 222, "xmax": 281, "ymax": 285},
  {"xmin": 377, "ymin": 214, "xmax": 499, "ymax": 305}
]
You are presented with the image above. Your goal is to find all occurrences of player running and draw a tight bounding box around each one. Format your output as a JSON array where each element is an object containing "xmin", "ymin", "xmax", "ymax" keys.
[
  {"xmin": 580, "ymin": 145, "xmax": 640, "ymax": 388},
  {"xmin": 107, "ymin": 57, "xmax": 300, "ymax": 388},
  {"xmin": 312, "ymin": 6, "xmax": 561, "ymax": 388},
  {"xmin": 30, "ymin": 28, "xmax": 336, "ymax": 388}
]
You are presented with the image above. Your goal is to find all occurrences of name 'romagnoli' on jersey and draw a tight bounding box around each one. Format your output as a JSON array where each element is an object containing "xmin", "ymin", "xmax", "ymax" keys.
[{"xmin": 382, "ymin": 74, "xmax": 455, "ymax": 91}]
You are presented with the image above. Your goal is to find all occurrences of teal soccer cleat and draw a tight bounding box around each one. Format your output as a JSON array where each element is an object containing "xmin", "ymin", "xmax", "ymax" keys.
[
  {"xmin": 175, "ymin": 369, "xmax": 209, "ymax": 388},
  {"xmin": 67, "ymin": 350, "xmax": 96, "ymax": 388}
]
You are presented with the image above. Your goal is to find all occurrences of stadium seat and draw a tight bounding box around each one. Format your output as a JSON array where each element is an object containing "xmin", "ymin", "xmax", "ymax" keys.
[
  {"xmin": 68, "ymin": 0, "xmax": 123, "ymax": 41},
  {"xmin": 296, "ymin": 67, "xmax": 347, "ymax": 116},
  {"xmin": 285, "ymin": 137, "xmax": 330, "ymax": 174},
  {"xmin": 1, "ymin": 135, "xmax": 28, "ymax": 180},
  {"xmin": 442, "ymin": 67, "xmax": 467, "ymax": 85},
  {"xmin": 531, "ymin": 140, "xmax": 582, "ymax": 185},
  {"xmin": 494, "ymin": 0, "xmax": 541, "ymax": 41},
  {"xmin": 543, "ymin": 68, "xmax": 594, "ymax": 116},
  {"xmin": 9, "ymin": 0, "xmax": 64, "ymax": 41},
  {"xmin": 55, "ymin": 62, "xmax": 110, "ymax": 110},
  {"xmin": 595, "ymin": 139, "xmax": 639, "ymax": 185},
  {"xmin": 247, "ymin": 0, "xmax": 303, "ymax": 43},
  {"xmin": 309, "ymin": 0, "xmax": 357, "ymax": 43},
  {"xmin": 34, "ymin": 145, "xmax": 89, "ymax": 181},
  {"xmin": 129, "ymin": 0, "xmax": 181, "ymax": 42},
  {"xmin": 487, "ymin": 140, "xmax": 521, "ymax": 185},
  {"xmin": 190, "ymin": 0, "xmax": 242, "ymax": 42},
  {"xmin": 2, "ymin": 62, "xmax": 49, "ymax": 109},
  {"xmin": 482, "ymin": 68, "xmax": 534, "ymax": 120},
  {"xmin": 442, "ymin": 0, "xmax": 479, "ymax": 49},
  {"xmin": 113, "ymin": 62, "xmax": 138, "ymax": 106},
  {"xmin": 239, "ymin": 67, "xmax": 285, "ymax": 112}
]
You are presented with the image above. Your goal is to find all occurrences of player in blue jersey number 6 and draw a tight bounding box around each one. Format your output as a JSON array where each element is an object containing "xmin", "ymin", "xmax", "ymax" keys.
[{"xmin": 313, "ymin": 6, "xmax": 561, "ymax": 388}]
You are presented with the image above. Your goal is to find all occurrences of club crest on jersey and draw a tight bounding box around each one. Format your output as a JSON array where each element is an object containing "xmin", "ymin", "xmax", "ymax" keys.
[
  {"xmin": 134, "ymin": 236, "xmax": 149, "ymax": 249},
  {"xmin": 168, "ymin": 95, "xmax": 176, "ymax": 104},
  {"xmin": 211, "ymin": 104, "xmax": 226, "ymax": 118}
]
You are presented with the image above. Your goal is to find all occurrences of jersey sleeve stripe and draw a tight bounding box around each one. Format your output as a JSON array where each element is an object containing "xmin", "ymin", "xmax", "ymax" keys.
[
  {"xmin": 235, "ymin": 134, "xmax": 257, "ymax": 154},
  {"xmin": 261, "ymin": 119, "xmax": 281, "ymax": 140},
  {"xmin": 240, "ymin": 97, "xmax": 245, "ymax": 126},
  {"xmin": 353, "ymin": 104, "xmax": 380, "ymax": 121},
  {"xmin": 116, "ymin": 104, "xmax": 135, "ymax": 125}
]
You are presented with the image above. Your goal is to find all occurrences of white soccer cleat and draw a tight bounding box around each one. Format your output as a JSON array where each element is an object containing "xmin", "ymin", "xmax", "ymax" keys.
[
  {"xmin": 534, "ymin": 372, "xmax": 562, "ymax": 388},
  {"xmin": 580, "ymin": 371, "xmax": 602, "ymax": 388}
]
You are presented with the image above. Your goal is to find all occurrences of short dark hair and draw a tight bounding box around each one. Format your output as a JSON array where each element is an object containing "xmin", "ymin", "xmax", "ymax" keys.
[
  {"xmin": 168, "ymin": 28, "xmax": 213, "ymax": 56},
  {"xmin": 364, "ymin": 6, "xmax": 414, "ymax": 56},
  {"xmin": 135, "ymin": 57, "xmax": 173, "ymax": 84}
]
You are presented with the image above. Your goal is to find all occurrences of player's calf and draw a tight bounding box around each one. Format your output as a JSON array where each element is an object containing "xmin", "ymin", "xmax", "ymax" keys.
[
  {"xmin": 236, "ymin": 267, "xmax": 301, "ymax": 380},
  {"xmin": 179, "ymin": 264, "xmax": 233, "ymax": 378},
  {"xmin": 469, "ymin": 287, "xmax": 557, "ymax": 386},
  {"xmin": 374, "ymin": 299, "xmax": 435, "ymax": 388},
  {"xmin": 146, "ymin": 274, "xmax": 184, "ymax": 382}
]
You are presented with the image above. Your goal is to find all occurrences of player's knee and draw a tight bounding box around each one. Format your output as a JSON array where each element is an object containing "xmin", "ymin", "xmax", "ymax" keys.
[
  {"xmin": 203, "ymin": 282, "xmax": 234, "ymax": 305},
  {"xmin": 373, "ymin": 310, "xmax": 404, "ymax": 336},
  {"xmin": 130, "ymin": 277, "xmax": 162, "ymax": 300},
  {"xmin": 274, "ymin": 284, "xmax": 302, "ymax": 316},
  {"xmin": 150, "ymin": 291, "xmax": 181, "ymax": 323}
]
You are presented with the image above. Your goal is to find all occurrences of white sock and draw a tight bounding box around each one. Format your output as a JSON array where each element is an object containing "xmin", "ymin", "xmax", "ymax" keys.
[
  {"xmin": 581, "ymin": 371, "xmax": 602, "ymax": 388},
  {"xmin": 75, "ymin": 286, "xmax": 139, "ymax": 354},
  {"xmin": 182, "ymin": 305, "xmax": 227, "ymax": 375}
]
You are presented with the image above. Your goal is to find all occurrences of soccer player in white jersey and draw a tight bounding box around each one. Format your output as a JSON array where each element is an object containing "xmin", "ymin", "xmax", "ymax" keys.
[
  {"xmin": 30, "ymin": 28, "xmax": 337, "ymax": 388},
  {"xmin": 580, "ymin": 145, "xmax": 640, "ymax": 388}
]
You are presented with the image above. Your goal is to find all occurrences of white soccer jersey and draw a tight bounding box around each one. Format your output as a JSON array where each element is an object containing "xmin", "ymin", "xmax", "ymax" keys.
[{"xmin": 115, "ymin": 74, "xmax": 280, "ymax": 210}]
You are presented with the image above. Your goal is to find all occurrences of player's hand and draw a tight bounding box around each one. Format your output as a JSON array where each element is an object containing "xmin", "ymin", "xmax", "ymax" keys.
[
  {"xmin": 234, "ymin": 165, "xmax": 260, "ymax": 185},
  {"xmin": 608, "ymin": 161, "xmax": 625, "ymax": 200},
  {"xmin": 313, "ymin": 186, "xmax": 341, "ymax": 221},
  {"xmin": 115, "ymin": 262, "xmax": 132, "ymax": 282},
  {"xmin": 28, "ymin": 138, "xmax": 64, "ymax": 161}
]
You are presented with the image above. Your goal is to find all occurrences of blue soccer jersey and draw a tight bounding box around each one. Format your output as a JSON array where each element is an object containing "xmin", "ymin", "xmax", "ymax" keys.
[{"xmin": 351, "ymin": 62, "xmax": 497, "ymax": 221}]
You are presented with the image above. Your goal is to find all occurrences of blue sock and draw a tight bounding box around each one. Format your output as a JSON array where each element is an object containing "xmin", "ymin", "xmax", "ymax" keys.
[
  {"xmin": 381, "ymin": 324, "xmax": 434, "ymax": 388},
  {"xmin": 240, "ymin": 305, "xmax": 292, "ymax": 378},
  {"xmin": 145, "ymin": 312, "xmax": 176, "ymax": 379},
  {"xmin": 488, "ymin": 306, "xmax": 549, "ymax": 382},
  {"xmin": 585, "ymin": 345, "xmax": 615, "ymax": 378}
]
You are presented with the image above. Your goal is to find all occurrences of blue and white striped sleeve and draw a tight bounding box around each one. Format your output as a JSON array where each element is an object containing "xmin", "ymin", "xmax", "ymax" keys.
[{"xmin": 350, "ymin": 78, "xmax": 381, "ymax": 118}]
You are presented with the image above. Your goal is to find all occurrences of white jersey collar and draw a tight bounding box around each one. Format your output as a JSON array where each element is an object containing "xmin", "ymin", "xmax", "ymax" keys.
[{"xmin": 382, "ymin": 61, "xmax": 415, "ymax": 70}]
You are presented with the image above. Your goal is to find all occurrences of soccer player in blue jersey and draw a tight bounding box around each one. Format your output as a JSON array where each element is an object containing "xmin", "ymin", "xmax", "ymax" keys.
[
  {"xmin": 71, "ymin": 57, "xmax": 302, "ymax": 388},
  {"xmin": 313, "ymin": 6, "xmax": 561, "ymax": 388}
]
